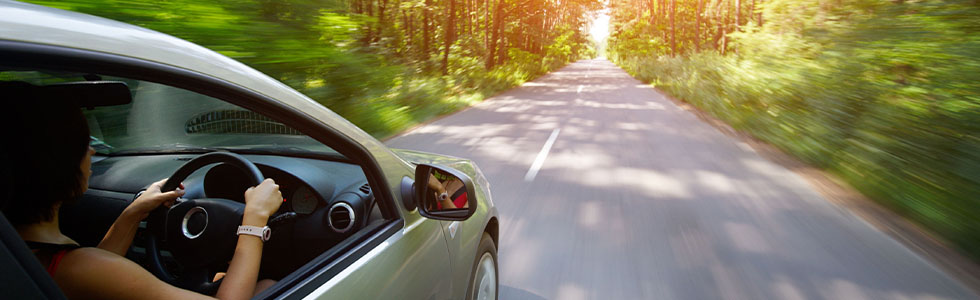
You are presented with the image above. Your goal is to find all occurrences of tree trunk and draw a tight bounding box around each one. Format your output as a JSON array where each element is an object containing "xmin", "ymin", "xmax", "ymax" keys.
[
  {"xmin": 403, "ymin": 10, "xmax": 412, "ymax": 56},
  {"xmin": 497, "ymin": 31, "xmax": 507, "ymax": 65},
  {"xmin": 735, "ymin": 0, "xmax": 741, "ymax": 31},
  {"xmin": 486, "ymin": 0, "xmax": 505, "ymax": 69},
  {"xmin": 659, "ymin": 0, "xmax": 666, "ymax": 40},
  {"xmin": 757, "ymin": 0, "xmax": 763, "ymax": 25},
  {"xmin": 443, "ymin": 0, "xmax": 456, "ymax": 75},
  {"xmin": 650, "ymin": 0, "xmax": 657, "ymax": 35},
  {"xmin": 423, "ymin": 0, "xmax": 431, "ymax": 60},
  {"xmin": 696, "ymin": 0, "xmax": 702, "ymax": 51},
  {"xmin": 670, "ymin": 0, "xmax": 676, "ymax": 56},
  {"xmin": 377, "ymin": 0, "xmax": 388, "ymax": 43},
  {"xmin": 363, "ymin": 0, "xmax": 374, "ymax": 46},
  {"xmin": 484, "ymin": 0, "xmax": 490, "ymax": 50},
  {"xmin": 721, "ymin": 0, "xmax": 729, "ymax": 55}
]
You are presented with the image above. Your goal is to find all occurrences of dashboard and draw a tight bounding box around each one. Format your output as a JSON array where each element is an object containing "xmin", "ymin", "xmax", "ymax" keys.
[
  {"xmin": 65, "ymin": 152, "xmax": 380, "ymax": 279},
  {"xmin": 202, "ymin": 163, "xmax": 337, "ymax": 215}
]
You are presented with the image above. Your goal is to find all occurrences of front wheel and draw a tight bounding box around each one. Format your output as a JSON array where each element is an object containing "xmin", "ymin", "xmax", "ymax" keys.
[{"xmin": 467, "ymin": 232, "xmax": 498, "ymax": 300}]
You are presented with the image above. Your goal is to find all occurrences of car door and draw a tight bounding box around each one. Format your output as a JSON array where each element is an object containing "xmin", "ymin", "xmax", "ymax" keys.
[{"xmin": 289, "ymin": 200, "xmax": 456, "ymax": 299}]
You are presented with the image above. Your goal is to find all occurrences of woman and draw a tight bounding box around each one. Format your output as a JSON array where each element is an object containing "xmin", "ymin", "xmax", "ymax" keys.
[{"xmin": 0, "ymin": 81, "xmax": 281, "ymax": 299}]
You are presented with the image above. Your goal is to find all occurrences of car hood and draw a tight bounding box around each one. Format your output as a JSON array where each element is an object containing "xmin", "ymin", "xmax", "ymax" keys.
[{"xmin": 390, "ymin": 148, "xmax": 466, "ymax": 165}]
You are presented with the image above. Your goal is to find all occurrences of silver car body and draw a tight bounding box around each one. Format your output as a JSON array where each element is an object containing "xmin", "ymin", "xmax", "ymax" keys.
[{"xmin": 0, "ymin": 1, "xmax": 498, "ymax": 298}]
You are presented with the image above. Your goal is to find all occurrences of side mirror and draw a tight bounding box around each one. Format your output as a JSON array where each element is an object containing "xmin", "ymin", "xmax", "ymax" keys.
[{"xmin": 414, "ymin": 164, "xmax": 478, "ymax": 221}]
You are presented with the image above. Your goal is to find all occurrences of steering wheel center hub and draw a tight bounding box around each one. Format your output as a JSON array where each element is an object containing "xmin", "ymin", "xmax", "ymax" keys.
[{"xmin": 181, "ymin": 206, "xmax": 208, "ymax": 239}]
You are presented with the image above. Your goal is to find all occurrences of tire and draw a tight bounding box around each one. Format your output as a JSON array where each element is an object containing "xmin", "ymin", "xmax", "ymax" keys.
[{"xmin": 466, "ymin": 232, "xmax": 498, "ymax": 300}]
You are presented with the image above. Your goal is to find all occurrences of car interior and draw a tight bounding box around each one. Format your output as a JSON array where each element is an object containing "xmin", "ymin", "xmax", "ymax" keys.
[{"xmin": 0, "ymin": 68, "xmax": 388, "ymax": 293}]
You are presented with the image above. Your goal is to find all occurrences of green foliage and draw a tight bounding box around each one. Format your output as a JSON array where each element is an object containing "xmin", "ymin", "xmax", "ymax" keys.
[
  {"xmin": 612, "ymin": 0, "xmax": 980, "ymax": 259},
  {"xmin": 607, "ymin": 17, "xmax": 666, "ymax": 60},
  {"xmin": 26, "ymin": 0, "xmax": 596, "ymax": 139},
  {"xmin": 314, "ymin": 12, "xmax": 362, "ymax": 45}
]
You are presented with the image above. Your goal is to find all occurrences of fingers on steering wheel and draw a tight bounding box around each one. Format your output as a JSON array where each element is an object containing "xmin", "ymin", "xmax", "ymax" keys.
[{"xmin": 152, "ymin": 178, "xmax": 167, "ymax": 188}]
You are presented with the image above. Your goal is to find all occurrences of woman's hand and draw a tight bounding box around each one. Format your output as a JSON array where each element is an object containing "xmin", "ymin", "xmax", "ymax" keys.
[
  {"xmin": 125, "ymin": 178, "xmax": 185, "ymax": 220},
  {"xmin": 243, "ymin": 179, "xmax": 283, "ymax": 225},
  {"xmin": 101, "ymin": 178, "xmax": 183, "ymax": 255}
]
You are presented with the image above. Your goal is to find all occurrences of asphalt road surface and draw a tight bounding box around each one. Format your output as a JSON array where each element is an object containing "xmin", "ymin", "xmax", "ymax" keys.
[{"xmin": 386, "ymin": 59, "xmax": 976, "ymax": 300}]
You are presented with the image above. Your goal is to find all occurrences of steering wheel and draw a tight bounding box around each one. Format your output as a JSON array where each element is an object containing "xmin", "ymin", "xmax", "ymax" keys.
[{"xmin": 144, "ymin": 151, "xmax": 264, "ymax": 295}]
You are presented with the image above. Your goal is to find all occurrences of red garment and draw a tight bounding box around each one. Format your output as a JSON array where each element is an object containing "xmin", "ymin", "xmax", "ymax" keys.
[
  {"xmin": 47, "ymin": 249, "xmax": 70, "ymax": 276},
  {"xmin": 453, "ymin": 192, "xmax": 468, "ymax": 209},
  {"xmin": 435, "ymin": 191, "xmax": 468, "ymax": 210},
  {"xmin": 25, "ymin": 241, "xmax": 79, "ymax": 277}
]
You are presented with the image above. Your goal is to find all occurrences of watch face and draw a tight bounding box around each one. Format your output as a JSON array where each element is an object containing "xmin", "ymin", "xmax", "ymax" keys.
[{"xmin": 262, "ymin": 227, "xmax": 272, "ymax": 241}]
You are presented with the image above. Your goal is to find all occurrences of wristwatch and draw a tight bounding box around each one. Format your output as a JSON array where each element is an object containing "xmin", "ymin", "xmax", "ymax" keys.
[
  {"xmin": 439, "ymin": 192, "xmax": 449, "ymax": 201},
  {"xmin": 237, "ymin": 225, "xmax": 272, "ymax": 242}
]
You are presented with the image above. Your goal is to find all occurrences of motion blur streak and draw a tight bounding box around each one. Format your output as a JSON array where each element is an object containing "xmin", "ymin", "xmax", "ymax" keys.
[{"xmin": 388, "ymin": 59, "xmax": 977, "ymax": 299}]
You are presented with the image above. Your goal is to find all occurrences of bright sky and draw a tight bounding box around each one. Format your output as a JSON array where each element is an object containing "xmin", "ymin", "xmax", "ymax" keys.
[{"xmin": 589, "ymin": 10, "xmax": 610, "ymax": 42}]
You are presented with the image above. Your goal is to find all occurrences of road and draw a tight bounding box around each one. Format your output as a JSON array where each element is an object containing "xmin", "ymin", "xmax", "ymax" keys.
[{"xmin": 386, "ymin": 59, "xmax": 976, "ymax": 299}]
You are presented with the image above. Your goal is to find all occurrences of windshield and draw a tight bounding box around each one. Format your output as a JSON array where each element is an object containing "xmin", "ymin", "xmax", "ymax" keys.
[{"xmin": 2, "ymin": 70, "xmax": 338, "ymax": 156}]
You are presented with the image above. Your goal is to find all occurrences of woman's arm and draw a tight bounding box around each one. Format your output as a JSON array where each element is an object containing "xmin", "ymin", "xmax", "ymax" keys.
[
  {"xmin": 425, "ymin": 175, "xmax": 455, "ymax": 209},
  {"xmin": 55, "ymin": 247, "xmax": 210, "ymax": 300},
  {"xmin": 215, "ymin": 178, "xmax": 283, "ymax": 300},
  {"xmin": 99, "ymin": 179, "xmax": 183, "ymax": 256},
  {"xmin": 62, "ymin": 179, "xmax": 279, "ymax": 300},
  {"xmin": 427, "ymin": 175, "xmax": 445, "ymax": 194}
]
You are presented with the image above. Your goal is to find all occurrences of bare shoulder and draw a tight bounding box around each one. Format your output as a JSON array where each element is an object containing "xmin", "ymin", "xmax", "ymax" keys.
[
  {"xmin": 59, "ymin": 246, "xmax": 124, "ymax": 265},
  {"xmin": 53, "ymin": 247, "xmax": 206, "ymax": 300}
]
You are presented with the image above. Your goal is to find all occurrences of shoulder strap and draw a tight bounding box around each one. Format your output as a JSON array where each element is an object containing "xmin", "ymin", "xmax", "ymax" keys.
[
  {"xmin": 24, "ymin": 241, "xmax": 81, "ymax": 252},
  {"xmin": 24, "ymin": 241, "xmax": 82, "ymax": 275},
  {"xmin": 47, "ymin": 249, "xmax": 71, "ymax": 276}
]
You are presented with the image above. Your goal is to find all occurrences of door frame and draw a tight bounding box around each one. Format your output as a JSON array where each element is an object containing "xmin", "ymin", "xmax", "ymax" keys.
[{"xmin": 0, "ymin": 40, "xmax": 405, "ymax": 299}]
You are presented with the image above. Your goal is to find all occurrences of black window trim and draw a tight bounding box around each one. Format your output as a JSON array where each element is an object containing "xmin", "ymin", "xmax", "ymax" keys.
[
  {"xmin": 270, "ymin": 218, "xmax": 403, "ymax": 299},
  {"xmin": 0, "ymin": 40, "xmax": 402, "ymax": 298}
]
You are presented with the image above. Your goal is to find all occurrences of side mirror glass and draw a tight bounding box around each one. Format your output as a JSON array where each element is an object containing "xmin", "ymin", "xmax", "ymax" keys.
[{"xmin": 414, "ymin": 164, "xmax": 478, "ymax": 221}]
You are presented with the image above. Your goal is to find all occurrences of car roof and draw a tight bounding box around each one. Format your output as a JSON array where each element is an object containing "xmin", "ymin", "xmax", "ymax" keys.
[{"xmin": 0, "ymin": 0, "xmax": 377, "ymax": 146}]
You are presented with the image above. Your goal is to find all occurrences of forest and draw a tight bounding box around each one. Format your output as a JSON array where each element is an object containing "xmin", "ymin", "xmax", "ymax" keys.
[
  {"xmin": 21, "ymin": 0, "xmax": 980, "ymax": 264},
  {"xmin": 28, "ymin": 0, "xmax": 600, "ymax": 138},
  {"xmin": 607, "ymin": 0, "xmax": 980, "ymax": 260}
]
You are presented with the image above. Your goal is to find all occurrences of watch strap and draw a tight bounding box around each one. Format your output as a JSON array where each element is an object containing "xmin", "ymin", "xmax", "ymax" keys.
[{"xmin": 237, "ymin": 225, "xmax": 271, "ymax": 242}]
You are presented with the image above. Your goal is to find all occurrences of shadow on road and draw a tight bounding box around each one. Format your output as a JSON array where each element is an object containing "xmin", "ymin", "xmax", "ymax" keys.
[
  {"xmin": 500, "ymin": 285, "xmax": 548, "ymax": 300},
  {"xmin": 387, "ymin": 59, "xmax": 977, "ymax": 299}
]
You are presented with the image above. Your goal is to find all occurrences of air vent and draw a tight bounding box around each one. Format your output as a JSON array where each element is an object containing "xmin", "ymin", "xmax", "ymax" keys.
[
  {"xmin": 327, "ymin": 202, "xmax": 355, "ymax": 233},
  {"xmin": 185, "ymin": 110, "xmax": 303, "ymax": 135},
  {"xmin": 359, "ymin": 183, "xmax": 371, "ymax": 194}
]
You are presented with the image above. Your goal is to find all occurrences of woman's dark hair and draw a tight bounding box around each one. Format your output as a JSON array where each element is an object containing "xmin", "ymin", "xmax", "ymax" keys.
[{"xmin": 0, "ymin": 81, "xmax": 91, "ymax": 226}]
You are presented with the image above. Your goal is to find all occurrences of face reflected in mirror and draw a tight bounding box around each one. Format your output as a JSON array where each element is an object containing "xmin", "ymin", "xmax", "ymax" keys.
[{"xmin": 425, "ymin": 169, "xmax": 469, "ymax": 212}]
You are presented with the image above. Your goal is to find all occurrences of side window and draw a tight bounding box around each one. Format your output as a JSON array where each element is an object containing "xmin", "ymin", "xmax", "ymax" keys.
[
  {"xmin": 2, "ymin": 70, "xmax": 324, "ymax": 155},
  {"xmin": 1, "ymin": 67, "xmax": 387, "ymax": 287}
]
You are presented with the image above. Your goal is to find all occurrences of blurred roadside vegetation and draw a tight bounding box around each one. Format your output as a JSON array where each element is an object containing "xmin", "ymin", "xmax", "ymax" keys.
[
  {"xmin": 27, "ymin": 0, "xmax": 598, "ymax": 138},
  {"xmin": 608, "ymin": 0, "xmax": 980, "ymax": 259}
]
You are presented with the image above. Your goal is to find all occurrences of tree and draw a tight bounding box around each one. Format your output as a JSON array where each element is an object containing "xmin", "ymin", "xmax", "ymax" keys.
[{"xmin": 444, "ymin": 0, "xmax": 455, "ymax": 74}]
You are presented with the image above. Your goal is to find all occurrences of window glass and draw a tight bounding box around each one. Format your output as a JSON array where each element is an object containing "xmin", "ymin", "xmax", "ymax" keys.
[{"xmin": 1, "ymin": 70, "xmax": 338, "ymax": 156}]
